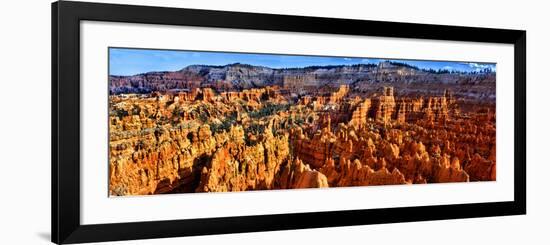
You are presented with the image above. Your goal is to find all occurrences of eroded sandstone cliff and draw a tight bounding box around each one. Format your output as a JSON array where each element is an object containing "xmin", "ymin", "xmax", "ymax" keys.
[{"xmin": 109, "ymin": 71, "xmax": 496, "ymax": 196}]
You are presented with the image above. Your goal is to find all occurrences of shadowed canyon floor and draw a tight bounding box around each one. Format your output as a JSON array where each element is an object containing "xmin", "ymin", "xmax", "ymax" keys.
[{"xmin": 108, "ymin": 62, "xmax": 496, "ymax": 196}]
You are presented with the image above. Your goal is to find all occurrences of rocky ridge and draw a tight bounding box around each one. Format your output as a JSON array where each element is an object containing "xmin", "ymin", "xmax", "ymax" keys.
[{"xmin": 109, "ymin": 82, "xmax": 496, "ymax": 196}]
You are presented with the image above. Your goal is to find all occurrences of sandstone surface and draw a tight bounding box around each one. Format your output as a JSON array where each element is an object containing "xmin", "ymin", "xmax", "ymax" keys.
[{"xmin": 108, "ymin": 62, "xmax": 496, "ymax": 196}]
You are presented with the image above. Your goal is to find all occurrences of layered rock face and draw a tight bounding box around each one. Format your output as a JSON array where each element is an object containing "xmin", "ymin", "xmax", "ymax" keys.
[
  {"xmin": 194, "ymin": 125, "xmax": 292, "ymax": 192},
  {"xmin": 109, "ymin": 65, "xmax": 496, "ymax": 196},
  {"xmin": 109, "ymin": 62, "xmax": 496, "ymax": 101},
  {"xmin": 109, "ymin": 87, "xmax": 333, "ymax": 195}
]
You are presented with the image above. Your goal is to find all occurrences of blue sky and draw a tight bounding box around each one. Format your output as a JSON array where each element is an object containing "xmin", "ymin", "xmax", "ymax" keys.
[{"xmin": 109, "ymin": 47, "xmax": 496, "ymax": 76}]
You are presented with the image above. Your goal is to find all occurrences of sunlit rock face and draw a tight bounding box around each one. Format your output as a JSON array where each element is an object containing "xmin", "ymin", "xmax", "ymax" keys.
[{"xmin": 108, "ymin": 62, "xmax": 496, "ymax": 196}]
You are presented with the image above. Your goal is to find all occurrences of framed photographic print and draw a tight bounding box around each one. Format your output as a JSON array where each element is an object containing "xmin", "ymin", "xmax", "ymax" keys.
[{"xmin": 52, "ymin": 1, "xmax": 526, "ymax": 244}]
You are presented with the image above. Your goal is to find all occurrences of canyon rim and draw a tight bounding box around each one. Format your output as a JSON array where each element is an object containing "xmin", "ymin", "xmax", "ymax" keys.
[{"xmin": 108, "ymin": 48, "xmax": 496, "ymax": 196}]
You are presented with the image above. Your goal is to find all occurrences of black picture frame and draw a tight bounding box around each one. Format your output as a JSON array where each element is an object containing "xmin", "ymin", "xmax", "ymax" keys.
[{"xmin": 52, "ymin": 1, "xmax": 526, "ymax": 244}]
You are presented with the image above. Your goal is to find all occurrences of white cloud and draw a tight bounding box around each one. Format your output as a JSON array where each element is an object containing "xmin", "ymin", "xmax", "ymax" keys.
[
  {"xmin": 467, "ymin": 62, "xmax": 496, "ymax": 72},
  {"xmin": 443, "ymin": 66, "xmax": 454, "ymax": 70}
]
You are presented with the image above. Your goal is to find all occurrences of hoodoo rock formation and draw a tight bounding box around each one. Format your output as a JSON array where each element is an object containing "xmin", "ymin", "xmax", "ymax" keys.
[{"xmin": 109, "ymin": 61, "xmax": 496, "ymax": 196}]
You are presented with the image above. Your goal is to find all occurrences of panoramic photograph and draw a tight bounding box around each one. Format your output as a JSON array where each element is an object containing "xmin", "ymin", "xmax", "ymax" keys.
[{"xmin": 108, "ymin": 48, "xmax": 497, "ymax": 196}]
